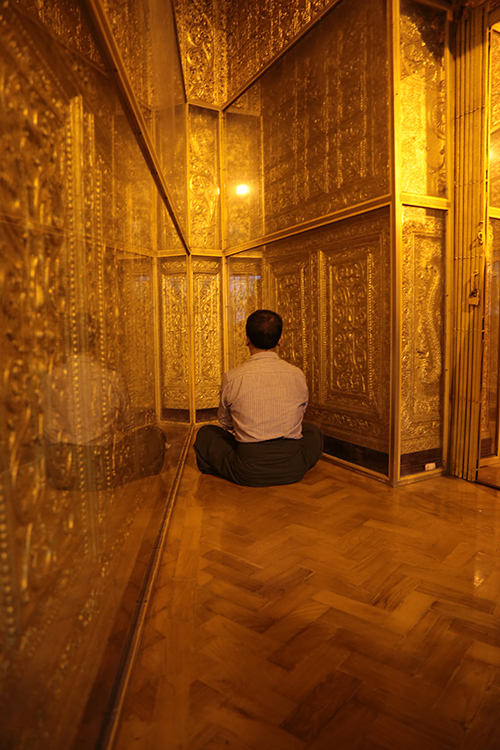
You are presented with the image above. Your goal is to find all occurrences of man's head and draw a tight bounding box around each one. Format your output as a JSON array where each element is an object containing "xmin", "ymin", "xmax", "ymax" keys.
[{"xmin": 246, "ymin": 309, "xmax": 282, "ymax": 351}]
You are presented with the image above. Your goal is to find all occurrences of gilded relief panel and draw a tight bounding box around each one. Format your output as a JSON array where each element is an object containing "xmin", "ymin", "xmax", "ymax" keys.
[
  {"xmin": 225, "ymin": 111, "xmax": 264, "ymax": 247},
  {"xmin": 401, "ymin": 207, "xmax": 445, "ymax": 454},
  {"xmin": 173, "ymin": 0, "xmax": 227, "ymax": 106},
  {"xmin": 400, "ymin": 0, "xmax": 447, "ymax": 197},
  {"xmin": 257, "ymin": 0, "xmax": 389, "ymax": 236},
  {"xmin": 0, "ymin": 6, "xmax": 173, "ymax": 747},
  {"xmin": 490, "ymin": 30, "xmax": 500, "ymax": 209},
  {"xmin": 481, "ymin": 218, "xmax": 500, "ymax": 455},
  {"xmin": 264, "ymin": 211, "xmax": 391, "ymax": 453},
  {"xmin": 264, "ymin": 254, "xmax": 309, "ymax": 376},
  {"xmin": 173, "ymin": 0, "xmax": 344, "ymax": 106},
  {"xmin": 320, "ymin": 213, "xmax": 390, "ymax": 451},
  {"xmin": 159, "ymin": 257, "xmax": 190, "ymax": 410},
  {"xmin": 188, "ymin": 105, "xmax": 220, "ymax": 251},
  {"xmin": 227, "ymin": 254, "xmax": 263, "ymax": 369},
  {"xmin": 193, "ymin": 257, "xmax": 223, "ymax": 408}
]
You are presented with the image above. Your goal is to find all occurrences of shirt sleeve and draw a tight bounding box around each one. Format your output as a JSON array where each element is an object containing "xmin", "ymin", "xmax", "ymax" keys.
[{"xmin": 218, "ymin": 373, "xmax": 234, "ymax": 430}]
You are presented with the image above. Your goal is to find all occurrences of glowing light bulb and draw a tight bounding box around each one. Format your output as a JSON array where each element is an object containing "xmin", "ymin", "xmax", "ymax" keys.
[{"xmin": 236, "ymin": 184, "xmax": 249, "ymax": 195}]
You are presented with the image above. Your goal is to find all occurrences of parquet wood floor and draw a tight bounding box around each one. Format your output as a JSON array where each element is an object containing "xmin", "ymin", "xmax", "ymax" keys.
[{"xmin": 114, "ymin": 448, "xmax": 500, "ymax": 750}]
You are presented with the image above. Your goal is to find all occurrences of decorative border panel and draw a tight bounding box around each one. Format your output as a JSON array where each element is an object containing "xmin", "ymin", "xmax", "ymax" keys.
[{"xmin": 401, "ymin": 207, "xmax": 445, "ymax": 454}]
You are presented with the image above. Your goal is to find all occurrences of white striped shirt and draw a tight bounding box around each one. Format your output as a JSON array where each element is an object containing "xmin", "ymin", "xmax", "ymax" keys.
[{"xmin": 218, "ymin": 351, "xmax": 308, "ymax": 443}]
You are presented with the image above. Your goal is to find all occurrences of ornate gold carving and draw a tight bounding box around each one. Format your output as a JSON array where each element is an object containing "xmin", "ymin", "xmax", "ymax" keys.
[
  {"xmin": 401, "ymin": 207, "xmax": 445, "ymax": 454},
  {"xmin": 490, "ymin": 30, "xmax": 500, "ymax": 208},
  {"xmin": 193, "ymin": 257, "xmax": 223, "ymax": 408},
  {"xmin": 400, "ymin": 0, "xmax": 447, "ymax": 197},
  {"xmin": 0, "ymin": 6, "xmax": 179, "ymax": 747},
  {"xmin": 265, "ymin": 257, "xmax": 308, "ymax": 374},
  {"xmin": 481, "ymin": 218, "xmax": 500, "ymax": 454},
  {"xmin": 174, "ymin": 0, "xmax": 227, "ymax": 106},
  {"xmin": 257, "ymin": 0, "xmax": 390, "ymax": 237},
  {"xmin": 227, "ymin": 256, "xmax": 262, "ymax": 369},
  {"xmin": 159, "ymin": 257, "xmax": 190, "ymax": 409},
  {"xmin": 189, "ymin": 106, "xmax": 220, "ymax": 250},
  {"xmin": 263, "ymin": 209, "xmax": 390, "ymax": 453}
]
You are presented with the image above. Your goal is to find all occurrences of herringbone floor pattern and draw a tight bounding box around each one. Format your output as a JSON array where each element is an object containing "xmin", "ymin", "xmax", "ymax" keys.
[{"xmin": 115, "ymin": 448, "xmax": 500, "ymax": 749}]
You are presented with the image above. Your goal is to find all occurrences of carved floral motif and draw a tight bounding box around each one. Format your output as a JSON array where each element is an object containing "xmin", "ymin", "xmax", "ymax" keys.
[{"xmin": 401, "ymin": 207, "xmax": 445, "ymax": 454}]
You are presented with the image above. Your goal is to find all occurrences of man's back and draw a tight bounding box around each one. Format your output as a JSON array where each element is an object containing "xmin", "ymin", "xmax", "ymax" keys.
[{"xmin": 219, "ymin": 351, "xmax": 308, "ymax": 442}]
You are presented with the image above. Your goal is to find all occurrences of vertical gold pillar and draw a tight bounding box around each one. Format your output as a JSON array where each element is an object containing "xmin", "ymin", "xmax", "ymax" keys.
[{"xmin": 450, "ymin": 6, "xmax": 489, "ymax": 480}]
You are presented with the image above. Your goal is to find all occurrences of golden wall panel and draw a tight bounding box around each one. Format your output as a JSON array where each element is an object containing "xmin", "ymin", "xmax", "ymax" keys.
[
  {"xmin": 188, "ymin": 105, "xmax": 221, "ymax": 251},
  {"xmin": 225, "ymin": 111, "xmax": 264, "ymax": 247},
  {"xmin": 400, "ymin": 0, "xmax": 447, "ymax": 197},
  {"xmin": 173, "ymin": 0, "xmax": 227, "ymax": 106},
  {"xmin": 490, "ymin": 30, "xmax": 500, "ymax": 208},
  {"xmin": 159, "ymin": 257, "xmax": 190, "ymax": 410},
  {"xmin": 261, "ymin": 209, "xmax": 391, "ymax": 453},
  {"xmin": 481, "ymin": 218, "xmax": 500, "ymax": 455},
  {"xmin": 264, "ymin": 255, "xmax": 309, "ymax": 376},
  {"xmin": 15, "ymin": 0, "xmax": 103, "ymax": 65},
  {"xmin": 193, "ymin": 257, "xmax": 223, "ymax": 408},
  {"xmin": 401, "ymin": 207, "xmax": 445, "ymax": 454},
  {"xmin": 174, "ymin": 0, "xmax": 343, "ymax": 106},
  {"xmin": 0, "ymin": 5, "xmax": 180, "ymax": 747},
  {"xmin": 227, "ymin": 255, "xmax": 263, "ymax": 370},
  {"xmin": 232, "ymin": 0, "xmax": 389, "ymax": 240}
]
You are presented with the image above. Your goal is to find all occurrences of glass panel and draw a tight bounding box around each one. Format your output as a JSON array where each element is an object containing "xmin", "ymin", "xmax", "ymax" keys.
[
  {"xmin": 0, "ymin": 3, "xmax": 188, "ymax": 747},
  {"xmin": 400, "ymin": 0, "xmax": 447, "ymax": 197}
]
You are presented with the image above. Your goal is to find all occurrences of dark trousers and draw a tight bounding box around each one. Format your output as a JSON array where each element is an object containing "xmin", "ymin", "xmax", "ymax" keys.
[{"xmin": 194, "ymin": 422, "xmax": 323, "ymax": 487}]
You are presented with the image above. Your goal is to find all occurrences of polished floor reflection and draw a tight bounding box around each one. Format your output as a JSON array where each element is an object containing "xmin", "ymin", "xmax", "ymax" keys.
[{"xmin": 114, "ymin": 449, "xmax": 500, "ymax": 749}]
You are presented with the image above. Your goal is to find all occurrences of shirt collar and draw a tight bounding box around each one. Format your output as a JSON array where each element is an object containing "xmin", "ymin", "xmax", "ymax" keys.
[{"xmin": 250, "ymin": 351, "xmax": 279, "ymax": 360}]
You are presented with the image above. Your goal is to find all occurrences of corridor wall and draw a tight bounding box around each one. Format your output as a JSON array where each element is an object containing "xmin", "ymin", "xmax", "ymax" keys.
[{"xmin": 0, "ymin": 0, "xmax": 190, "ymax": 747}]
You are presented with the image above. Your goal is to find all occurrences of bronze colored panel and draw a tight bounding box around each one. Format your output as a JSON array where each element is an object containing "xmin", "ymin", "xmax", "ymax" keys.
[
  {"xmin": 401, "ymin": 207, "xmax": 445, "ymax": 454},
  {"xmin": 159, "ymin": 257, "xmax": 190, "ymax": 409},
  {"xmin": 227, "ymin": 255, "xmax": 263, "ymax": 369},
  {"xmin": 193, "ymin": 257, "xmax": 223, "ymax": 408},
  {"xmin": 263, "ymin": 209, "xmax": 390, "ymax": 454},
  {"xmin": 400, "ymin": 0, "xmax": 447, "ymax": 198},
  {"xmin": 225, "ymin": 111, "xmax": 264, "ymax": 247},
  {"xmin": 257, "ymin": 0, "xmax": 389, "ymax": 237},
  {"xmin": 189, "ymin": 105, "xmax": 221, "ymax": 251}
]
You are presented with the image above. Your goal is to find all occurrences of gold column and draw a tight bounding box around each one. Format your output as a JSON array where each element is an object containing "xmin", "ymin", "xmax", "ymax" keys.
[{"xmin": 450, "ymin": 6, "xmax": 489, "ymax": 480}]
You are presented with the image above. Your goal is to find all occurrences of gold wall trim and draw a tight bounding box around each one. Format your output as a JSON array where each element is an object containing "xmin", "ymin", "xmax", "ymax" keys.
[
  {"xmin": 96, "ymin": 425, "xmax": 194, "ymax": 750},
  {"xmin": 489, "ymin": 206, "xmax": 500, "ymax": 218},
  {"xmin": 221, "ymin": 0, "xmax": 345, "ymax": 110},
  {"xmin": 401, "ymin": 193, "xmax": 451, "ymax": 209},
  {"xmin": 223, "ymin": 196, "xmax": 393, "ymax": 256},
  {"xmin": 81, "ymin": 0, "xmax": 191, "ymax": 255},
  {"xmin": 390, "ymin": 0, "xmax": 402, "ymax": 485}
]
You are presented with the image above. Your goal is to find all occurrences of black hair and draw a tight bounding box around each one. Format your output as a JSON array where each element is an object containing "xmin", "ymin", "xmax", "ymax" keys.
[{"xmin": 246, "ymin": 309, "xmax": 282, "ymax": 350}]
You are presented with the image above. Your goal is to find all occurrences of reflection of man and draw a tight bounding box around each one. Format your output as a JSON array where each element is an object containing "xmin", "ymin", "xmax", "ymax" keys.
[
  {"xmin": 194, "ymin": 309, "xmax": 323, "ymax": 486},
  {"xmin": 40, "ymin": 319, "xmax": 165, "ymax": 490}
]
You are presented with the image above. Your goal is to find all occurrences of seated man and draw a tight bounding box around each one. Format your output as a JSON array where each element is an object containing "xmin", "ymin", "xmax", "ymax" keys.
[{"xmin": 194, "ymin": 309, "xmax": 323, "ymax": 487}]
